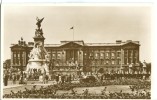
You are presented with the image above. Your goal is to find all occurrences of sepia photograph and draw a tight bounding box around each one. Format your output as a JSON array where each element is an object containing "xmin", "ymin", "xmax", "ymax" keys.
[{"xmin": 1, "ymin": 3, "xmax": 151, "ymax": 99}]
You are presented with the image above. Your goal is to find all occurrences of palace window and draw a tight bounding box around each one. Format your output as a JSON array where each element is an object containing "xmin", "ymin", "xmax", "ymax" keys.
[
  {"xmin": 100, "ymin": 59, "xmax": 104, "ymax": 65},
  {"xmin": 111, "ymin": 60, "xmax": 115, "ymax": 65},
  {"xmin": 18, "ymin": 53, "xmax": 20, "ymax": 57},
  {"xmin": 52, "ymin": 53, "xmax": 56, "ymax": 59},
  {"xmin": 57, "ymin": 53, "xmax": 61, "ymax": 59},
  {"xmin": 84, "ymin": 52, "xmax": 88, "ymax": 59},
  {"xmin": 22, "ymin": 53, "xmax": 24, "ymax": 57},
  {"xmin": 84, "ymin": 52, "xmax": 87, "ymax": 56},
  {"xmin": 117, "ymin": 59, "xmax": 121, "ymax": 65},
  {"xmin": 14, "ymin": 53, "xmax": 16, "ymax": 57},
  {"xmin": 134, "ymin": 50, "xmax": 137, "ymax": 57},
  {"xmin": 128, "ymin": 50, "xmax": 131, "ymax": 57},
  {"xmin": 124, "ymin": 51, "xmax": 127, "ymax": 57},
  {"xmin": 95, "ymin": 53, "xmax": 99, "ymax": 59},
  {"xmin": 48, "ymin": 53, "xmax": 51, "ymax": 59},
  {"xmin": 106, "ymin": 60, "xmax": 109, "ymax": 65},
  {"xmin": 97, "ymin": 60, "xmax": 100, "ymax": 65},
  {"xmin": 105, "ymin": 52, "xmax": 109, "ymax": 59},
  {"xmin": 100, "ymin": 53, "xmax": 103, "ymax": 57},
  {"xmin": 89, "ymin": 53, "xmax": 93, "ymax": 58},
  {"xmin": 13, "ymin": 58, "xmax": 16, "ymax": 65},
  {"xmin": 92, "ymin": 61, "xmax": 95, "ymax": 66},
  {"xmin": 95, "ymin": 53, "xmax": 97, "ymax": 57},
  {"xmin": 79, "ymin": 51, "xmax": 82, "ymax": 55},
  {"xmin": 16, "ymin": 58, "xmax": 19, "ymax": 65},
  {"xmin": 111, "ymin": 52, "xmax": 115, "ymax": 57},
  {"xmin": 106, "ymin": 53, "xmax": 109, "ymax": 57},
  {"xmin": 117, "ymin": 52, "xmax": 121, "ymax": 57},
  {"xmin": 111, "ymin": 52, "xmax": 115, "ymax": 59},
  {"xmin": 133, "ymin": 58, "xmax": 136, "ymax": 64},
  {"xmin": 124, "ymin": 58, "xmax": 127, "ymax": 64},
  {"xmin": 100, "ymin": 53, "xmax": 104, "ymax": 59},
  {"xmin": 128, "ymin": 58, "xmax": 131, "ymax": 64},
  {"xmin": 52, "ymin": 53, "xmax": 55, "ymax": 56}
]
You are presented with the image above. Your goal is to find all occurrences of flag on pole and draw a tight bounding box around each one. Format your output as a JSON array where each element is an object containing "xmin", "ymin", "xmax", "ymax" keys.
[
  {"xmin": 70, "ymin": 27, "xmax": 74, "ymax": 29},
  {"xmin": 70, "ymin": 26, "xmax": 74, "ymax": 40}
]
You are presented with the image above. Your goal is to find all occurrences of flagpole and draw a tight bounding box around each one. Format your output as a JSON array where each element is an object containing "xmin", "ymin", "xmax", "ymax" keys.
[{"xmin": 73, "ymin": 26, "xmax": 74, "ymax": 41}]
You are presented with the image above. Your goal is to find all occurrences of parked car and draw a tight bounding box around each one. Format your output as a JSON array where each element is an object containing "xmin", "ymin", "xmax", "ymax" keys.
[{"xmin": 79, "ymin": 75, "xmax": 97, "ymax": 83}]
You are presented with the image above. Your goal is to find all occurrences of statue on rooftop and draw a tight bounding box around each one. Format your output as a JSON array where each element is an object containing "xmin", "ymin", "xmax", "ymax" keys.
[{"xmin": 36, "ymin": 17, "xmax": 44, "ymax": 29}]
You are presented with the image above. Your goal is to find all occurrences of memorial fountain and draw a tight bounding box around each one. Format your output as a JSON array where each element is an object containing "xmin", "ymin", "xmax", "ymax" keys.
[{"xmin": 26, "ymin": 17, "xmax": 50, "ymax": 75}]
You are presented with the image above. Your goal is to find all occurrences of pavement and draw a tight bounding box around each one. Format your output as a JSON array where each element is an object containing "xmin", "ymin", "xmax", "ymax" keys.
[
  {"xmin": 3, "ymin": 80, "xmax": 79, "ymax": 89},
  {"xmin": 3, "ymin": 85, "xmax": 23, "ymax": 89}
]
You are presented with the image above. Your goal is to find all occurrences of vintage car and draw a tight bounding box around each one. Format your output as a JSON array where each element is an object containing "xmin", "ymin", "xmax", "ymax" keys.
[{"xmin": 79, "ymin": 75, "xmax": 97, "ymax": 83}]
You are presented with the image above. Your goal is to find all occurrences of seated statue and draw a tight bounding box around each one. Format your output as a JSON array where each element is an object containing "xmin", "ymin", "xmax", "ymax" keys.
[{"xmin": 29, "ymin": 43, "xmax": 43, "ymax": 59}]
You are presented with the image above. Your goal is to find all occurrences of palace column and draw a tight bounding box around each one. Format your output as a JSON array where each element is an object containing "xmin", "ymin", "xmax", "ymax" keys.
[
  {"xmin": 11, "ymin": 51, "xmax": 14, "ymax": 66},
  {"xmin": 23, "ymin": 51, "xmax": 26, "ymax": 66},
  {"xmin": 62, "ymin": 49, "xmax": 66, "ymax": 66},
  {"xmin": 131, "ymin": 50, "xmax": 133, "ymax": 63},
  {"xmin": 121, "ymin": 49, "xmax": 124, "ymax": 64},
  {"xmin": 127, "ymin": 50, "xmax": 129, "ymax": 64},
  {"xmin": 137, "ymin": 49, "xmax": 139, "ymax": 64}
]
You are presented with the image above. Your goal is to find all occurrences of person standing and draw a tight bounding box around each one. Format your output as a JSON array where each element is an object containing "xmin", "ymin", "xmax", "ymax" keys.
[
  {"xmin": 23, "ymin": 76, "xmax": 27, "ymax": 84},
  {"xmin": 45, "ymin": 75, "xmax": 49, "ymax": 84},
  {"xmin": 69, "ymin": 74, "xmax": 71, "ymax": 83},
  {"xmin": 12, "ymin": 73, "xmax": 16, "ymax": 84},
  {"xmin": 39, "ymin": 74, "xmax": 43, "ymax": 83},
  {"xmin": 142, "ymin": 60, "xmax": 147, "ymax": 74},
  {"xmin": 43, "ymin": 73, "xmax": 46, "ymax": 84},
  {"xmin": 61, "ymin": 75, "xmax": 65, "ymax": 84},
  {"xmin": 56, "ymin": 74, "xmax": 59, "ymax": 84},
  {"xmin": 4, "ymin": 74, "xmax": 9, "ymax": 86},
  {"xmin": 59, "ymin": 75, "xmax": 62, "ymax": 84},
  {"xmin": 101, "ymin": 75, "xmax": 103, "ymax": 82}
]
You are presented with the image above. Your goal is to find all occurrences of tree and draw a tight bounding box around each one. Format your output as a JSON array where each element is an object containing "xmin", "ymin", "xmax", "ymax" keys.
[{"xmin": 3, "ymin": 59, "xmax": 11, "ymax": 69}]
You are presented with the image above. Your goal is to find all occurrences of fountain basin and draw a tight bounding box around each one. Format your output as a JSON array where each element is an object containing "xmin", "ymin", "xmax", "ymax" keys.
[{"xmin": 26, "ymin": 59, "xmax": 49, "ymax": 75}]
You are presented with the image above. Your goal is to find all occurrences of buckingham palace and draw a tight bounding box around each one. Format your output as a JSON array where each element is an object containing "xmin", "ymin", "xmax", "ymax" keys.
[{"xmin": 10, "ymin": 38, "xmax": 140, "ymax": 75}]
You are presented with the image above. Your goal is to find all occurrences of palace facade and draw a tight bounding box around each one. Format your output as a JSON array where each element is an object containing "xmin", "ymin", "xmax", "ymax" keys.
[{"xmin": 10, "ymin": 39, "xmax": 140, "ymax": 75}]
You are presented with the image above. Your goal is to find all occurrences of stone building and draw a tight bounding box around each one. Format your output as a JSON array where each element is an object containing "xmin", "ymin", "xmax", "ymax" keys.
[{"xmin": 10, "ymin": 39, "xmax": 140, "ymax": 75}]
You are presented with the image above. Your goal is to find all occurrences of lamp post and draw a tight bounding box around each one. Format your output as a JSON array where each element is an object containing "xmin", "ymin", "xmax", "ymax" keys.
[{"xmin": 19, "ymin": 43, "xmax": 24, "ymax": 84}]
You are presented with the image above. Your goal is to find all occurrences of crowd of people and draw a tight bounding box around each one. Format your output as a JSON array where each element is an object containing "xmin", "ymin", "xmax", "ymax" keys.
[
  {"xmin": 3, "ymin": 67, "xmax": 151, "ymax": 87},
  {"xmin": 100, "ymin": 72, "xmax": 151, "ymax": 80},
  {"xmin": 3, "ymin": 65, "xmax": 151, "ymax": 81}
]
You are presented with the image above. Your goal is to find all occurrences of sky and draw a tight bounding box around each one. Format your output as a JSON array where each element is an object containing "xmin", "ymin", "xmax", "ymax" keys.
[{"xmin": 2, "ymin": 4, "xmax": 151, "ymax": 62}]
